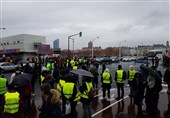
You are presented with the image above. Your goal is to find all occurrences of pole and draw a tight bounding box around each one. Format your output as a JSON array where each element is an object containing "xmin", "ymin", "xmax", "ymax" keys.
[{"xmin": 68, "ymin": 36, "xmax": 70, "ymax": 57}]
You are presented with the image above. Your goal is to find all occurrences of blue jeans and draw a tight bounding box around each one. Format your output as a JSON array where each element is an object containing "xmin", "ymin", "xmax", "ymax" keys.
[{"xmin": 83, "ymin": 103, "xmax": 92, "ymax": 118}]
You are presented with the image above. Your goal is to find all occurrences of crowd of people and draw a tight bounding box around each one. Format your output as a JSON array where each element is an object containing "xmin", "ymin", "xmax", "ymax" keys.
[{"xmin": 0, "ymin": 56, "xmax": 169, "ymax": 118}]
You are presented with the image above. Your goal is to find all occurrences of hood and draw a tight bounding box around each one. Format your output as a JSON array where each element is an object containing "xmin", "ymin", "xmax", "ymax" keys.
[{"xmin": 50, "ymin": 89, "xmax": 62, "ymax": 104}]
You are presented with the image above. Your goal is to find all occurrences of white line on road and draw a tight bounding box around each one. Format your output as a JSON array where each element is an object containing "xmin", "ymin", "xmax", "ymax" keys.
[{"xmin": 92, "ymin": 95, "xmax": 129, "ymax": 117}]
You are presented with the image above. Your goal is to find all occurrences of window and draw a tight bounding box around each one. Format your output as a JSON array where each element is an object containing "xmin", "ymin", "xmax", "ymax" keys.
[{"xmin": 17, "ymin": 41, "xmax": 20, "ymax": 43}]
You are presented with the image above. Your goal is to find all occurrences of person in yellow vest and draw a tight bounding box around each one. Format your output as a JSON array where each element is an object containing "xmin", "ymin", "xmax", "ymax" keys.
[
  {"xmin": 79, "ymin": 76, "xmax": 93, "ymax": 118},
  {"xmin": 115, "ymin": 65, "xmax": 126, "ymax": 100},
  {"xmin": 101, "ymin": 68, "xmax": 112, "ymax": 100},
  {"xmin": 1, "ymin": 85, "xmax": 21, "ymax": 118},
  {"xmin": 0, "ymin": 69, "xmax": 8, "ymax": 113},
  {"xmin": 56, "ymin": 69, "xmax": 67, "ymax": 95},
  {"xmin": 70, "ymin": 59, "xmax": 75, "ymax": 68},
  {"xmin": 62, "ymin": 73, "xmax": 79, "ymax": 118},
  {"xmin": 128, "ymin": 65, "xmax": 136, "ymax": 97}
]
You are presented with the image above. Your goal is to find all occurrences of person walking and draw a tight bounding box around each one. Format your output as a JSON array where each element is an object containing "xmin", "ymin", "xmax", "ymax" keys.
[
  {"xmin": 80, "ymin": 76, "xmax": 93, "ymax": 118},
  {"xmin": 115, "ymin": 65, "xmax": 126, "ymax": 100},
  {"xmin": 39, "ymin": 83, "xmax": 62, "ymax": 118},
  {"xmin": 101, "ymin": 68, "xmax": 112, "ymax": 100}
]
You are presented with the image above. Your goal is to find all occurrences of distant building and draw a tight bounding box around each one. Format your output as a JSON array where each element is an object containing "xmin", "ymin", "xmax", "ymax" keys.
[
  {"xmin": 53, "ymin": 39, "xmax": 61, "ymax": 55},
  {"xmin": 53, "ymin": 39, "xmax": 59, "ymax": 49},
  {"xmin": 88, "ymin": 41, "xmax": 92, "ymax": 49},
  {"xmin": 0, "ymin": 34, "xmax": 46, "ymax": 60}
]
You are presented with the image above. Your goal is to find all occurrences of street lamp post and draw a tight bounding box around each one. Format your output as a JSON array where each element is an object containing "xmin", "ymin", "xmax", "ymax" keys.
[
  {"xmin": 68, "ymin": 32, "xmax": 82, "ymax": 57},
  {"xmin": 70, "ymin": 37, "xmax": 74, "ymax": 51},
  {"xmin": 91, "ymin": 37, "xmax": 99, "ymax": 58},
  {"xmin": 118, "ymin": 40, "xmax": 126, "ymax": 58}
]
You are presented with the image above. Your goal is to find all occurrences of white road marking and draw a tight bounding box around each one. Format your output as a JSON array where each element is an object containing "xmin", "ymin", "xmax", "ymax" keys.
[
  {"xmin": 78, "ymin": 88, "xmax": 117, "ymax": 104},
  {"xmin": 92, "ymin": 95, "xmax": 129, "ymax": 117}
]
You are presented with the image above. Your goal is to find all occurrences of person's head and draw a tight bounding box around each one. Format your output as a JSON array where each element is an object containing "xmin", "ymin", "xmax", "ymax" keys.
[
  {"xmin": 118, "ymin": 65, "xmax": 122, "ymax": 70},
  {"xmin": 129, "ymin": 65, "xmax": 133, "ymax": 70},
  {"xmin": 104, "ymin": 68, "xmax": 110, "ymax": 73},
  {"xmin": 40, "ymin": 83, "xmax": 51, "ymax": 100},
  {"xmin": 134, "ymin": 72, "xmax": 143, "ymax": 80}
]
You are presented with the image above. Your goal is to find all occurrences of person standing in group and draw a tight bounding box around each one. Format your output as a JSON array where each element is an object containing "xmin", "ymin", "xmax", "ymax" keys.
[
  {"xmin": 39, "ymin": 83, "xmax": 62, "ymax": 118},
  {"xmin": 62, "ymin": 73, "xmax": 79, "ymax": 118},
  {"xmin": 131, "ymin": 72, "xmax": 145, "ymax": 115},
  {"xmin": 0, "ymin": 68, "xmax": 8, "ymax": 113},
  {"xmin": 101, "ymin": 68, "xmax": 112, "ymax": 100},
  {"xmin": 164, "ymin": 66, "xmax": 170, "ymax": 116},
  {"xmin": 115, "ymin": 65, "xmax": 126, "ymax": 100},
  {"xmin": 1, "ymin": 85, "xmax": 21, "ymax": 118},
  {"xmin": 90, "ymin": 64, "xmax": 99, "ymax": 90},
  {"xmin": 127, "ymin": 65, "xmax": 136, "ymax": 97},
  {"xmin": 80, "ymin": 76, "xmax": 93, "ymax": 118}
]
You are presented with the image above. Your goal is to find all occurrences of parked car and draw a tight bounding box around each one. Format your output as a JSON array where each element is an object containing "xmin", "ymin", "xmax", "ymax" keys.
[
  {"xmin": 0, "ymin": 62, "xmax": 18, "ymax": 73},
  {"xmin": 111, "ymin": 57, "xmax": 120, "ymax": 63},
  {"xmin": 100, "ymin": 57, "xmax": 112, "ymax": 64}
]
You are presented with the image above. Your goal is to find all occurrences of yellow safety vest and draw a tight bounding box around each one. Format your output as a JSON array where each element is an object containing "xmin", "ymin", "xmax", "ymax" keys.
[
  {"xmin": 57, "ymin": 79, "xmax": 66, "ymax": 93},
  {"xmin": 116, "ymin": 70, "xmax": 124, "ymax": 83},
  {"xmin": 128, "ymin": 70, "xmax": 136, "ymax": 81},
  {"xmin": 73, "ymin": 66, "xmax": 78, "ymax": 70},
  {"xmin": 40, "ymin": 75, "xmax": 45, "ymax": 85},
  {"xmin": 4, "ymin": 92, "xmax": 20, "ymax": 114},
  {"xmin": 70, "ymin": 60, "xmax": 75, "ymax": 67},
  {"xmin": 74, "ymin": 91, "xmax": 80, "ymax": 102},
  {"xmin": 63, "ymin": 82, "xmax": 74, "ymax": 99},
  {"xmin": 102, "ymin": 72, "xmax": 111, "ymax": 84},
  {"xmin": 0, "ymin": 78, "xmax": 7, "ymax": 95},
  {"xmin": 46, "ymin": 63, "xmax": 51, "ymax": 71},
  {"xmin": 81, "ymin": 82, "xmax": 93, "ymax": 99}
]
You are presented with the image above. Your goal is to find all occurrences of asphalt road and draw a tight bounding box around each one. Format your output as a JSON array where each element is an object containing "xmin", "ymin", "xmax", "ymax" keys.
[{"xmin": 3, "ymin": 61, "xmax": 169, "ymax": 118}]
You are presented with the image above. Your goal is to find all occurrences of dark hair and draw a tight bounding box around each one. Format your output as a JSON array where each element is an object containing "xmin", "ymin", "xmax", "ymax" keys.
[
  {"xmin": 40, "ymin": 83, "xmax": 51, "ymax": 95},
  {"xmin": 118, "ymin": 65, "xmax": 122, "ymax": 69}
]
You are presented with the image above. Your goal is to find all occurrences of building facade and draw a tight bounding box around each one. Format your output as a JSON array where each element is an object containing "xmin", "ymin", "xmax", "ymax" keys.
[
  {"xmin": 0, "ymin": 34, "xmax": 46, "ymax": 60},
  {"xmin": 53, "ymin": 39, "xmax": 59, "ymax": 49}
]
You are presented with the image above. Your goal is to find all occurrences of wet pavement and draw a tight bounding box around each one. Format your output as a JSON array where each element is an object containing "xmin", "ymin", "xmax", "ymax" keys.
[{"xmin": 3, "ymin": 62, "xmax": 169, "ymax": 118}]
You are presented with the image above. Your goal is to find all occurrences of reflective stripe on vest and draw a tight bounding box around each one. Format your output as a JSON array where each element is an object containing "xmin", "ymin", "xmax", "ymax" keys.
[
  {"xmin": 102, "ymin": 72, "xmax": 111, "ymax": 84},
  {"xmin": 128, "ymin": 70, "xmax": 136, "ymax": 81},
  {"xmin": 4, "ymin": 92, "xmax": 20, "ymax": 114},
  {"xmin": 116, "ymin": 70, "xmax": 124, "ymax": 83},
  {"xmin": 81, "ymin": 82, "xmax": 93, "ymax": 99},
  {"xmin": 57, "ymin": 79, "xmax": 66, "ymax": 93},
  {"xmin": 0, "ymin": 78, "xmax": 7, "ymax": 95},
  {"xmin": 63, "ymin": 82, "xmax": 74, "ymax": 99},
  {"xmin": 74, "ymin": 91, "xmax": 80, "ymax": 102},
  {"xmin": 40, "ymin": 75, "xmax": 45, "ymax": 85}
]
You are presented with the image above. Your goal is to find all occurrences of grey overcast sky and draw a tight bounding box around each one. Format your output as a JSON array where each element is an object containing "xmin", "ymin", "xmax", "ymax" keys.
[{"xmin": 0, "ymin": 0, "xmax": 170, "ymax": 50}]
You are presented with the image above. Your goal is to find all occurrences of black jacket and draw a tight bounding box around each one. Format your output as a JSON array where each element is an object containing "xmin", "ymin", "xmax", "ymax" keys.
[
  {"xmin": 39, "ymin": 94, "xmax": 62, "ymax": 118},
  {"xmin": 164, "ymin": 69, "xmax": 170, "ymax": 84}
]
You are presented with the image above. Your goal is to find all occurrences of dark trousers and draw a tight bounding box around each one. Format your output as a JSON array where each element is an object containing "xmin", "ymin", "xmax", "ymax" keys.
[
  {"xmin": 116, "ymin": 83, "xmax": 124, "ymax": 98},
  {"xmin": 102, "ymin": 83, "xmax": 111, "ymax": 98}
]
